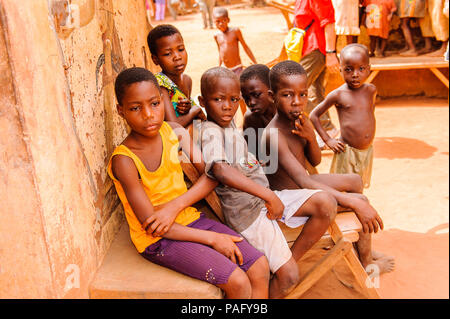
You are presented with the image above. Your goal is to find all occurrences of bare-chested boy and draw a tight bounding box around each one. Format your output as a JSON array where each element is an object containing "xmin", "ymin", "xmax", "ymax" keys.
[
  {"xmin": 263, "ymin": 60, "xmax": 395, "ymax": 275},
  {"xmin": 213, "ymin": 7, "xmax": 257, "ymax": 77},
  {"xmin": 310, "ymin": 44, "xmax": 375, "ymax": 189},
  {"xmin": 240, "ymin": 64, "xmax": 277, "ymax": 159}
]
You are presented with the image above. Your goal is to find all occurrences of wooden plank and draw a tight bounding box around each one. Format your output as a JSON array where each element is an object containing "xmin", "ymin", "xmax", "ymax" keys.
[
  {"xmin": 285, "ymin": 239, "xmax": 352, "ymax": 299},
  {"xmin": 430, "ymin": 67, "xmax": 449, "ymax": 88},
  {"xmin": 344, "ymin": 249, "xmax": 381, "ymax": 299},
  {"xmin": 371, "ymin": 62, "xmax": 449, "ymax": 71}
]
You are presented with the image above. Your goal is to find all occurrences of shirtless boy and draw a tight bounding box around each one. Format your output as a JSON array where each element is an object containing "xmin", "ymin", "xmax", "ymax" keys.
[
  {"xmin": 213, "ymin": 7, "xmax": 257, "ymax": 77},
  {"xmin": 263, "ymin": 60, "xmax": 395, "ymax": 275},
  {"xmin": 240, "ymin": 64, "xmax": 277, "ymax": 158},
  {"xmin": 310, "ymin": 43, "xmax": 375, "ymax": 188}
]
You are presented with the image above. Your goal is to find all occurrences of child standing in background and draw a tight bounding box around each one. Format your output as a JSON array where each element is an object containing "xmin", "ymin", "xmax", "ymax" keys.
[
  {"xmin": 311, "ymin": 44, "xmax": 376, "ymax": 189},
  {"xmin": 213, "ymin": 7, "xmax": 257, "ymax": 77},
  {"xmin": 363, "ymin": 0, "xmax": 397, "ymax": 57}
]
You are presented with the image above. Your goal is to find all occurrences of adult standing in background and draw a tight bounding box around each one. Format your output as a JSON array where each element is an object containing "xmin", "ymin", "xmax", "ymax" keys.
[
  {"xmin": 197, "ymin": 0, "xmax": 216, "ymax": 29},
  {"xmin": 294, "ymin": 0, "xmax": 340, "ymax": 149}
]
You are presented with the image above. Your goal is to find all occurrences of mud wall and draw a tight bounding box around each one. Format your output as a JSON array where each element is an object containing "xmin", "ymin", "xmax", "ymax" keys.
[{"xmin": 0, "ymin": 0, "xmax": 155, "ymax": 298}]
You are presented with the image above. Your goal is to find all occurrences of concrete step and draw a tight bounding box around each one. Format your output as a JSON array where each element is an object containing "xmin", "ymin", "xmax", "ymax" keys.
[{"xmin": 89, "ymin": 221, "xmax": 223, "ymax": 299}]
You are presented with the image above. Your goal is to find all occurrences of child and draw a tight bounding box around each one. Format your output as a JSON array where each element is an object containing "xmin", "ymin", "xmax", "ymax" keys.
[
  {"xmin": 108, "ymin": 67, "xmax": 270, "ymax": 299},
  {"xmin": 332, "ymin": 0, "xmax": 361, "ymax": 44},
  {"xmin": 240, "ymin": 64, "xmax": 277, "ymax": 159},
  {"xmin": 147, "ymin": 24, "xmax": 206, "ymax": 132},
  {"xmin": 362, "ymin": 0, "xmax": 397, "ymax": 57},
  {"xmin": 311, "ymin": 44, "xmax": 375, "ymax": 189},
  {"xmin": 198, "ymin": 66, "xmax": 338, "ymax": 299},
  {"xmin": 213, "ymin": 7, "xmax": 257, "ymax": 77},
  {"xmin": 264, "ymin": 60, "xmax": 394, "ymax": 275}
]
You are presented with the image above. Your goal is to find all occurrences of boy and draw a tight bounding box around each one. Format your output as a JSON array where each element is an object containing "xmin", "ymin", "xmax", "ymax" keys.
[
  {"xmin": 108, "ymin": 67, "xmax": 270, "ymax": 299},
  {"xmin": 240, "ymin": 64, "xmax": 277, "ymax": 159},
  {"xmin": 213, "ymin": 7, "xmax": 257, "ymax": 77},
  {"xmin": 310, "ymin": 44, "xmax": 374, "ymax": 188},
  {"xmin": 263, "ymin": 60, "xmax": 394, "ymax": 275},
  {"xmin": 198, "ymin": 66, "xmax": 339, "ymax": 298}
]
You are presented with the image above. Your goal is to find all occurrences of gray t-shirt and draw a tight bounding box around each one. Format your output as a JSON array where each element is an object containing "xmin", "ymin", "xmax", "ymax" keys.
[{"xmin": 198, "ymin": 120, "xmax": 269, "ymax": 233}]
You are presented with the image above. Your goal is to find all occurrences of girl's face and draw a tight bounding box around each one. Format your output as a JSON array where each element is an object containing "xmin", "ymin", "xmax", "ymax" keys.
[
  {"xmin": 117, "ymin": 81, "xmax": 164, "ymax": 138},
  {"xmin": 152, "ymin": 33, "xmax": 188, "ymax": 76}
]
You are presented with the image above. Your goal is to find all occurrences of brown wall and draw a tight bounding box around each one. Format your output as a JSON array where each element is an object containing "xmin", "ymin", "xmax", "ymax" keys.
[{"xmin": 0, "ymin": 0, "xmax": 154, "ymax": 298}]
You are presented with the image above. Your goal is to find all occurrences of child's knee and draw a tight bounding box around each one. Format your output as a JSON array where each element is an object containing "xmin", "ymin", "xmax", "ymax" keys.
[
  {"xmin": 347, "ymin": 173, "xmax": 364, "ymax": 193},
  {"xmin": 225, "ymin": 268, "xmax": 252, "ymax": 298},
  {"xmin": 249, "ymin": 256, "xmax": 270, "ymax": 282},
  {"xmin": 311, "ymin": 191, "xmax": 337, "ymax": 222},
  {"xmin": 275, "ymin": 260, "xmax": 300, "ymax": 293}
]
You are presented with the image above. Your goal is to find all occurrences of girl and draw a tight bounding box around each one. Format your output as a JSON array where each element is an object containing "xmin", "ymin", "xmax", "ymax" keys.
[{"xmin": 147, "ymin": 24, "xmax": 206, "ymax": 133}]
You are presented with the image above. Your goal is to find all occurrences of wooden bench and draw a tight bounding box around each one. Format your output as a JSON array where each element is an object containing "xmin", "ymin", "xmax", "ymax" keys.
[
  {"xmin": 267, "ymin": 0, "xmax": 295, "ymax": 30},
  {"xmin": 367, "ymin": 56, "xmax": 449, "ymax": 89}
]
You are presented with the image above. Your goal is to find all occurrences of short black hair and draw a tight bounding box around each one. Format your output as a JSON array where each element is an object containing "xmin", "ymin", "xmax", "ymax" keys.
[
  {"xmin": 340, "ymin": 43, "xmax": 370, "ymax": 63},
  {"xmin": 240, "ymin": 64, "xmax": 270, "ymax": 88},
  {"xmin": 269, "ymin": 60, "xmax": 307, "ymax": 92},
  {"xmin": 147, "ymin": 24, "xmax": 181, "ymax": 56},
  {"xmin": 213, "ymin": 7, "xmax": 229, "ymax": 18},
  {"xmin": 114, "ymin": 67, "xmax": 160, "ymax": 105},
  {"xmin": 200, "ymin": 66, "xmax": 238, "ymax": 97}
]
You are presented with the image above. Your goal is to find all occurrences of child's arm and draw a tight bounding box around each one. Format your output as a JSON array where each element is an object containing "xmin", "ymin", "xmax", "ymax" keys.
[
  {"xmin": 291, "ymin": 112, "xmax": 321, "ymax": 166},
  {"xmin": 214, "ymin": 34, "xmax": 223, "ymax": 66},
  {"xmin": 160, "ymin": 87, "xmax": 204, "ymax": 127},
  {"xmin": 272, "ymin": 132, "xmax": 383, "ymax": 233},
  {"xmin": 236, "ymin": 28, "xmax": 257, "ymax": 64},
  {"xmin": 211, "ymin": 162, "xmax": 284, "ymax": 220},
  {"xmin": 142, "ymin": 123, "xmax": 218, "ymax": 236},
  {"xmin": 310, "ymin": 91, "xmax": 346, "ymax": 153}
]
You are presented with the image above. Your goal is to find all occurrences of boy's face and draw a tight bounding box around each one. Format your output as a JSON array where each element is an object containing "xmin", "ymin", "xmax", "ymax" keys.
[
  {"xmin": 151, "ymin": 33, "xmax": 188, "ymax": 76},
  {"xmin": 270, "ymin": 74, "xmax": 308, "ymax": 122},
  {"xmin": 213, "ymin": 14, "xmax": 229, "ymax": 32},
  {"xmin": 241, "ymin": 78, "xmax": 273, "ymax": 115},
  {"xmin": 340, "ymin": 51, "xmax": 370, "ymax": 89},
  {"xmin": 117, "ymin": 81, "xmax": 164, "ymax": 138},
  {"xmin": 199, "ymin": 77, "xmax": 241, "ymax": 128}
]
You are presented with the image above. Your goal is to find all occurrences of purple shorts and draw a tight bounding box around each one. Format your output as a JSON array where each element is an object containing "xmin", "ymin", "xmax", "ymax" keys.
[{"xmin": 141, "ymin": 214, "xmax": 264, "ymax": 285}]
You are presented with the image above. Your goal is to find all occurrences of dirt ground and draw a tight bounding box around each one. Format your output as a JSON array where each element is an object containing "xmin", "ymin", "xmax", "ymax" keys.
[{"xmin": 158, "ymin": 4, "xmax": 449, "ymax": 299}]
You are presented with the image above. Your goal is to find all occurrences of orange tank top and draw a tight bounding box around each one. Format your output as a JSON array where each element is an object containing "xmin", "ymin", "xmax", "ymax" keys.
[{"xmin": 107, "ymin": 121, "xmax": 200, "ymax": 253}]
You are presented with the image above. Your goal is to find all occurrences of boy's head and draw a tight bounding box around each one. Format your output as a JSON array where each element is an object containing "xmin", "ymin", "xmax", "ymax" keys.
[
  {"xmin": 199, "ymin": 67, "xmax": 241, "ymax": 128},
  {"xmin": 269, "ymin": 60, "xmax": 308, "ymax": 121},
  {"xmin": 147, "ymin": 24, "xmax": 187, "ymax": 76},
  {"xmin": 213, "ymin": 7, "xmax": 230, "ymax": 32},
  {"xmin": 240, "ymin": 64, "xmax": 273, "ymax": 115},
  {"xmin": 115, "ymin": 67, "xmax": 164, "ymax": 137},
  {"xmin": 339, "ymin": 44, "xmax": 371, "ymax": 89}
]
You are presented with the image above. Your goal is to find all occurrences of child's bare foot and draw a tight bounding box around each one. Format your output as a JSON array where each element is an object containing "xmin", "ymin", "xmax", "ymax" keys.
[
  {"xmin": 400, "ymin": 49, "xmax": 418, "ymax": 57},
  {"xmin": 372, "ymin": 250, "xmax": 391, "ymax": 260},
  {"xmin": 366, "ymin": 256, "xmax": 395, "ymax": 275}
]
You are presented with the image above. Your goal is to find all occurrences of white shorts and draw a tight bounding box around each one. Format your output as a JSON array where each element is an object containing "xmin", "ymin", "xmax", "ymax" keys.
[{"xmin": 240, "ymin": 189, "xmax": 322, "ymax": 273}]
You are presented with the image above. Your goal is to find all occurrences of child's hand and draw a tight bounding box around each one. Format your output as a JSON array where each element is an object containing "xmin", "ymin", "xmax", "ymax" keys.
[
  {"xmin": 196, "ymin": 108, "xmax": 207, "ymax": 121},
  {"xmin": 142, "ymin": 202, "xmax": 180, "ymax": 237},
  {"xmin": 291, "ymin": 112, "xmax": 316, "ymax": 142},
  {"xmin": 210, "ymin": 232, "xmax": 244, "ymax": 265},
  {"xmin": 265, "ymin": 192, "xmax": 284, "ymax": 220},
  {"xmin": 176, "ymin": 97, "xmax": 192, "ymax": 115},
  {"xmin": 326, "ymin": 138, "xmax": 346, "ymax": 153},
  {"xmin": 349, "ymin": 196, "xmax": 384, "ymax": 234}
]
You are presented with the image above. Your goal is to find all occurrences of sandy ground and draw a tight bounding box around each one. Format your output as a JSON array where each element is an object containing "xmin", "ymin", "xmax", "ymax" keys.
[{"xmin": 156, "ymin": 4, "xmax": 449, "ymax": 299}]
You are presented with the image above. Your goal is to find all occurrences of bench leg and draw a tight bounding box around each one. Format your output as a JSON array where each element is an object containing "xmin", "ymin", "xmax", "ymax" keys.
[
  {"xmin": 429, "ymin": 67, "xmax": 449, "ymax": 88},
  {"xmin": 365, "ymin": 70, "xmax": 379, "ymax": 84},
  {"xmin": 284, "ymin": 239, "xmax": 352, "ymax": 299}
]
